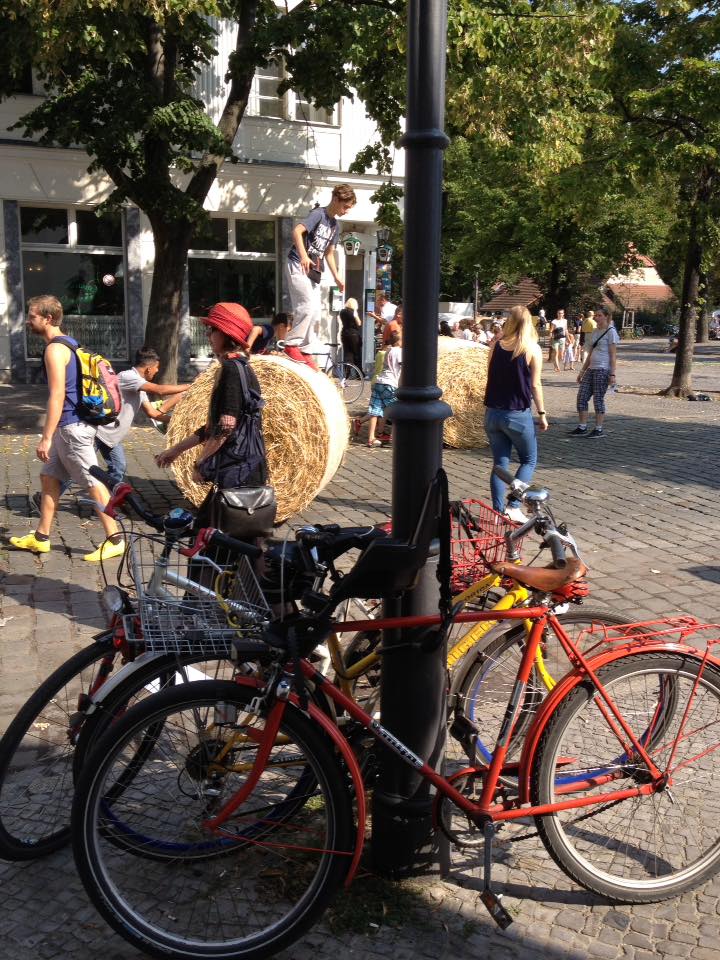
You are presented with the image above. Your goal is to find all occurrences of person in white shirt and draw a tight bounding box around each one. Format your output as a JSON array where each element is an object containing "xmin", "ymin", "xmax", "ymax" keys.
[
  {"xmin": 369, "ymin": 291, "xmax": 397, "ymax": 325},
  {"xmin": 570, "ymin": 308, "xmax": 620, "ymax": 438},
  {"xmin": 549, "ymin": 309, "xmax": 568, "ymax": 372},
  {"xmin": 366, "ymin": 330, "xmax": 402, "ymax": 447}
]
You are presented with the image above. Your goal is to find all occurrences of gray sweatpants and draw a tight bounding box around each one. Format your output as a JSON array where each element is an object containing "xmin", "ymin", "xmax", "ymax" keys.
[{"xmin": 286, "ymin": 261, "xmax": 322, "ymax": 352}]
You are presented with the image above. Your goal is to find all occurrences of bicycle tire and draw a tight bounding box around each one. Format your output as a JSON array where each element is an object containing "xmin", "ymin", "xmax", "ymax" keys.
[
  {"xmin": 532, "ymin": 652, "xmax": 720, "ymax": 902},
  {"xmin": 334, "ymin": 362, "xmax": 364, "ymax": 404},
  {"xmin": 452, "ymin": 609, "xmax": 634, "ymax": 765},
  {"xmin": 72, "ymin": 680, "xmax": 354, "ymax": 960},
  {"xmin": 0, "ymin": 633, "xmax": 114, "ymax": 860},
  {"xmin": 0, "ymin": 639, "xmax": 236, "ymax": 861}
]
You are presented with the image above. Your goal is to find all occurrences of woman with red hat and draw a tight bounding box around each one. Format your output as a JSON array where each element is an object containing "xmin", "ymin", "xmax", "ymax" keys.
[{"xmin": 155, "ymin": 302, "xmax": 273, "ymax": 537}]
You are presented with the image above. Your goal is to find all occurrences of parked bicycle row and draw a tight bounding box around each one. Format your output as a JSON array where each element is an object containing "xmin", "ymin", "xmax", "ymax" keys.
[{"xmin": 2, "ymin": 461, "xmax": 720, "ymax": 959}]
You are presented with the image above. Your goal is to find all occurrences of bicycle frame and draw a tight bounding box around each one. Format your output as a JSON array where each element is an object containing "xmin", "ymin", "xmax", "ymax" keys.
[{"xmin": 203, "ymin": 606, "xmax": 717, "ymax": 886}]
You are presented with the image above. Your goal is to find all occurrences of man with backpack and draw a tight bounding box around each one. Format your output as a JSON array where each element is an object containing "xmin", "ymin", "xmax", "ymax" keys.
[{"xmin": 9, "ymin": 295, "xmax": 124, "ymax": 561}]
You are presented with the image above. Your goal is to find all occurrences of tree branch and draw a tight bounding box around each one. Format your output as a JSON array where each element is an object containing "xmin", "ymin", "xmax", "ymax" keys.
[{"xmin": 187, "ymin": 0, "xmax": 260, "ymax": 204}]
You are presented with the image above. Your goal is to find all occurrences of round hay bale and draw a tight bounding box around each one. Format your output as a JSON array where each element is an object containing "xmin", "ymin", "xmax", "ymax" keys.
[
  {"xmin": 166, "ymin": 356, "xmax": 349, "ymax": 522},
  {"xmin": 437, "ymin": 346, "xmax": 490, "ymax": 449}
]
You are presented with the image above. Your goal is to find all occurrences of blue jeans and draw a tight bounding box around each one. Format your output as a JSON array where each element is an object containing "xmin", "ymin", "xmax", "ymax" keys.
[
  {"xmin": 484, "ymin": 408, "xmax": 538, "ymax": 513},
  {"xmin": 59, "ymin": 439, "xmax": 126, "ymax": 495}
]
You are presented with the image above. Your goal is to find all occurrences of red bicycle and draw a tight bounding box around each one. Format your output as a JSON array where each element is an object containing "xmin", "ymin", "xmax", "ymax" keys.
[{"xmin": 70, "ymin": 472, "xmax": 720, "ymax": 960}]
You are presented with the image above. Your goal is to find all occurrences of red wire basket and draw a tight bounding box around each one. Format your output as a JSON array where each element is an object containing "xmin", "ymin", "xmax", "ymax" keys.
[{"xmin": 450, "ymin": 499, "xmax": 525, "ymax": 591}]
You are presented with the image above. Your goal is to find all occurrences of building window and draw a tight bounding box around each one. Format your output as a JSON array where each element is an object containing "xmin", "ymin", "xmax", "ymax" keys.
[
  {"xmin": 190, "ymin": 218, "xmax": 229, "ymax": 252},
  {"xmin": 20, "ymin": 206, "xmax": 127, "ymax": 360},
  {"xmin": 255, "ymin": 59, "xmax": 285, "ymax": 118},
  {"xmin": 235, "ymin": 220, "xmax": 275, "ymax": 254},
  {"xmin": 247, "ymin": 60, "xmax": 338, "ymax": 126},
  {"xmin": 188, "ymin": 219, "xmax": 276, "ymax": 358},
  {"xmin": 294, "ymin": 94, "xmax": 335, "ymax": 126}
]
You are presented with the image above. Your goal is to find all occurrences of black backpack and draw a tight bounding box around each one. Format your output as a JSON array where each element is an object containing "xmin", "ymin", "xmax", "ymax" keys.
[{"xmin": 198, "ymin": 359, "xmax": 268, "ymax": 488}]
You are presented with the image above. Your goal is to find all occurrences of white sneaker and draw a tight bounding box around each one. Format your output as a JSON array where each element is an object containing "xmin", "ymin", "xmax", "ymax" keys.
[{"xmin": 504, "ymin": 506, "xmax": 528, "ymax": 525}]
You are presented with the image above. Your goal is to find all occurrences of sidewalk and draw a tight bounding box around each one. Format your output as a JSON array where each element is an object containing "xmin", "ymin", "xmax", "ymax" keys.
[{"xmin": 1, "ymin": 340, "xmax": 720, "ymax": 959}]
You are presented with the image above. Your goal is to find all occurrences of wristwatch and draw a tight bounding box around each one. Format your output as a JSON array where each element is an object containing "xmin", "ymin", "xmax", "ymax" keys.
[{"xmin": 537, "ymin": 410, "xmax": 546, "ymax": 415}]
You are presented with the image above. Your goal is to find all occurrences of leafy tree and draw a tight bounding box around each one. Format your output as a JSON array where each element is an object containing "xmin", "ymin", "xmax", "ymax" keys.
[
  {"xmin": 0, "ymin": 0, "xmax": 403, "ymax": 379},
  {"xmin": 609, "ymin": 1, "xmax": 720, "ymax": 396}
]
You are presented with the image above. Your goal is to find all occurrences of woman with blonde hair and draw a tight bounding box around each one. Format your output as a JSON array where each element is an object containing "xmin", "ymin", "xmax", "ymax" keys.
[
  {"xmin": 483, "ymin": 305, "xmax": 548, "ymax": 521},
  {"xmin": 339, "ymin": 296, "xmax": 362, "ymax": 371}
]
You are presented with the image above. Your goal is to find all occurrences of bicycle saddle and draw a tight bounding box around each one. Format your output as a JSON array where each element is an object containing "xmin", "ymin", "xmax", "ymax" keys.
[{"xmin": 491, "ymin": 557, "xmax": 588, "ymax": 592}]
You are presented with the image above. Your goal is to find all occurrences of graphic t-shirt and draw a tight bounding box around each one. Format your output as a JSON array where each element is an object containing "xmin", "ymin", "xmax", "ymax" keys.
[
  {"xmin": 96, "ymin": 368, "xmax": 148, "ymax": 447},
  {"xmin": 288, "ymin": 207, "xmax": 339, "ymax": 271}
]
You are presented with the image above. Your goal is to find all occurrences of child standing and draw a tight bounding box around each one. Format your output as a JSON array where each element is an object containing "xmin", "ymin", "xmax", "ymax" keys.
[
  {"xmin": 563, "ymin": 330, "xmax": 577, "ymax": 371},
  {"xmin": 364, "ymin": 330, "xmax": 402, "ymax": 447}
]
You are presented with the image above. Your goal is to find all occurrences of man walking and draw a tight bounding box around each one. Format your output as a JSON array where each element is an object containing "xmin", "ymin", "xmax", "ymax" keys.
[
  {"xmin": 285, "ymin": 185, "xmax": 356, "ymax": 363},
  {"xmin": 569, "ymin": 307, "xmax": 619, "ymax": 438},
  {"xmin": 10, "ymin": 295, "xmax": 124, "ymax": 560}
]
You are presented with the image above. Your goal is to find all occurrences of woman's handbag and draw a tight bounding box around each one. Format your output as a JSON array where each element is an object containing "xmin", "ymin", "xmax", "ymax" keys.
[{"xmin": 209, "ymin": 485, "xmax": 277, "ymax": 539}]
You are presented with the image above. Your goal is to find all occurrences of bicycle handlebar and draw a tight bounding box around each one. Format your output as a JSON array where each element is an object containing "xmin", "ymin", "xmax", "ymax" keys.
[
  {"xmin": 206, "ymin": 529, "xmax": 263, "ymax": 561},
  {"xmin": 492, "ymin": 465, "xmax": 572, "ymax": 567},
  {"xmin": 91, "ymin": 466, "xmax": 166, "ymax": 531},
  {"xmin": 545, "ymin": 532, "xmax": 568, "ymax": 569}
]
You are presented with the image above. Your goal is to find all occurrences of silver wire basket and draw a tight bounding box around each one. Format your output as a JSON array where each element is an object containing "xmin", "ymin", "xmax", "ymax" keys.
[{"xmin": 124, "ymin": 533, "xmax": 270, "ymax": 655}]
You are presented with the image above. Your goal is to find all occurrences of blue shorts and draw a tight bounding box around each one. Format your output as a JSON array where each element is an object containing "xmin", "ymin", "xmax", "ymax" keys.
[{"xmin": 368, "ymin": 383, "xmax": 397, "ymax": 417}]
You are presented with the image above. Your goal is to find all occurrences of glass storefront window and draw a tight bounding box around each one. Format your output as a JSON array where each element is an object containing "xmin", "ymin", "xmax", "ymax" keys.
[
  {"xmin": 190, "ymin": 218, "xmax": 229, "ymax": 252},
  {"xmin": 76, "ymin": 209, "xmax": 123, "ymax": 247},
  {"xmin": 23, "ymin": 251, "xmax": 126, "ymax": 359},
  {"xmin": 235, "ymin": 220, "xmax": 275, "ymax": 254},
  {"xmin": 188, "ymin": 259, "xmax": 276, "ymax": 358},
  {"xmin": 21, "ymin": 207, "xmax": 68, "ymax": 244}
]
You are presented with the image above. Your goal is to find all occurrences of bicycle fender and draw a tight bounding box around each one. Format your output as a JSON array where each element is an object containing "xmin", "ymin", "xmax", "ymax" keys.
[
  {"xmin": 517, "ymin": 641, "xmax": 718, "ymax": 803},
  {"xmin": 233, "ymin": 676, "xmax": 366, "ymax": 887}
]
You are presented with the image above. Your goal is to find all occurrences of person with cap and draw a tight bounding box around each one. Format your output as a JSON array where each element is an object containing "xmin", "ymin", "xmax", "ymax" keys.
[{"xmin": 154, "ymin": 302, "xmax": 269, "ymax": 532}]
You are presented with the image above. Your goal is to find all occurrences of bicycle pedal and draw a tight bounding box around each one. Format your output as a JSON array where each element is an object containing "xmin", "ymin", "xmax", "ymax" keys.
[{"xmin": 480, "ymin": 888, "xmax": 514, "ymax": 929}]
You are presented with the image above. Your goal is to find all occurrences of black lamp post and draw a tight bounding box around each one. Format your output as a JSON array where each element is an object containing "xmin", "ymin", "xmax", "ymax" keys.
[{"xmin": 371, "ymin": 0, "xmax": 451, "ymax": 875}]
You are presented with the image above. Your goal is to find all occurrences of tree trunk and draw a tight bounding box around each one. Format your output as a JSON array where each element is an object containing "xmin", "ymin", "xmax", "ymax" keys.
[
  {"xmin": 144, "ymin": 221, "xmax": 194, "ymax": 383},
  {"xmin": 662, "ymin": 219, "xmax": 700, "ymax": 397},
  {"xmin": 696, "ymin": 269, "xmax": 708, "ymax": 343},
  {"xmin": 544, "ymin": 257, "xmax": 561, "ymax": 317},
  {"xmin": 661, "ymin": 167, "xmax": 716, "ymax": 397}
]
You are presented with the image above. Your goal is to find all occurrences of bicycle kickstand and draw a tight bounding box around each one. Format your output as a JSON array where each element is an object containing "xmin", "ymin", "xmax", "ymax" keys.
[{"xmin": 479, "ymin": 821, "xmax": 514, "ymax": 929}]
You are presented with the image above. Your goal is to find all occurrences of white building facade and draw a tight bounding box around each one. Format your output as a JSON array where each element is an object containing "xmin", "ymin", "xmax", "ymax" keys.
[{"xmin": 0, "ymin": 18, "xmax": 403, "ymax": 381}]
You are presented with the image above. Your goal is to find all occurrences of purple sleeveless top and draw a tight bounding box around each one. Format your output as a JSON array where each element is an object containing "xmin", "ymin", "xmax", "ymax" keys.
[{"xmin": 484, "ymin": 343, "xmax": 533, "ymax": 411}]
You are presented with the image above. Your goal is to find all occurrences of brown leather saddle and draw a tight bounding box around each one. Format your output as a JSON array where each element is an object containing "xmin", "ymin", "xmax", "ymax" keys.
[{"xmin": 490, "ymin": 556, "xmax": 588, "ymax": 592}]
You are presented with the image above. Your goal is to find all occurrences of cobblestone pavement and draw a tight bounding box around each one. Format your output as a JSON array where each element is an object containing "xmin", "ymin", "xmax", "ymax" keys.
[{"xmin": 1, "ymin": 339, "xmax": 720, "ymax": 959}]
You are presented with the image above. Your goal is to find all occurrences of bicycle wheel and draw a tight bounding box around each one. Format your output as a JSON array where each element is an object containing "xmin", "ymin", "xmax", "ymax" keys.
[
  {"xmin": 333, "ymin": 362, "xmax": 364, "ymax": 404},
  {"xmin": 0, "ymin": 637, "xmax": 235, "ymax": 861},
  {"xmin": 532, "ymin": 652, "xmax": 720, "ymax": 902},
  {"xmin": 0, "ymin": 634, "xmax": 115, "ymax": 859},
  {"xmin": 452, "ymin": 609, "xmax": 633, "ymax": 765},
  {"xmin": 72, "ymin": 680, "xmax": 354, "ymax": 960}
]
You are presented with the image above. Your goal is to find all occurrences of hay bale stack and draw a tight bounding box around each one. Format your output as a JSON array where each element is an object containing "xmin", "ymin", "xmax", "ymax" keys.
[
  {"xmin": 437, "ymin": 343, "xmax": 490, "ymax": 449},
  {"xmin": 166, "ymin": 356, "xmax": 349, "ymax": 522}
]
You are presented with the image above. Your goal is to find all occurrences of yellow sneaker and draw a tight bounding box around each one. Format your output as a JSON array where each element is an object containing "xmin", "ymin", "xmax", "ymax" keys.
[
  {"xmin": 82, "ymin": 539, "xmax": 126, "ymax": 563},
  {"xmin": 9, "ymin": 532, "xmax": 51, "ymax": 554}
]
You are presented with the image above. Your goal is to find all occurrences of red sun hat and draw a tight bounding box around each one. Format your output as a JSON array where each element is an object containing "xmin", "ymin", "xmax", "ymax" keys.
[{"xmin": 202, "ymin": 302, "xmax": 253, "ymax": 348}]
